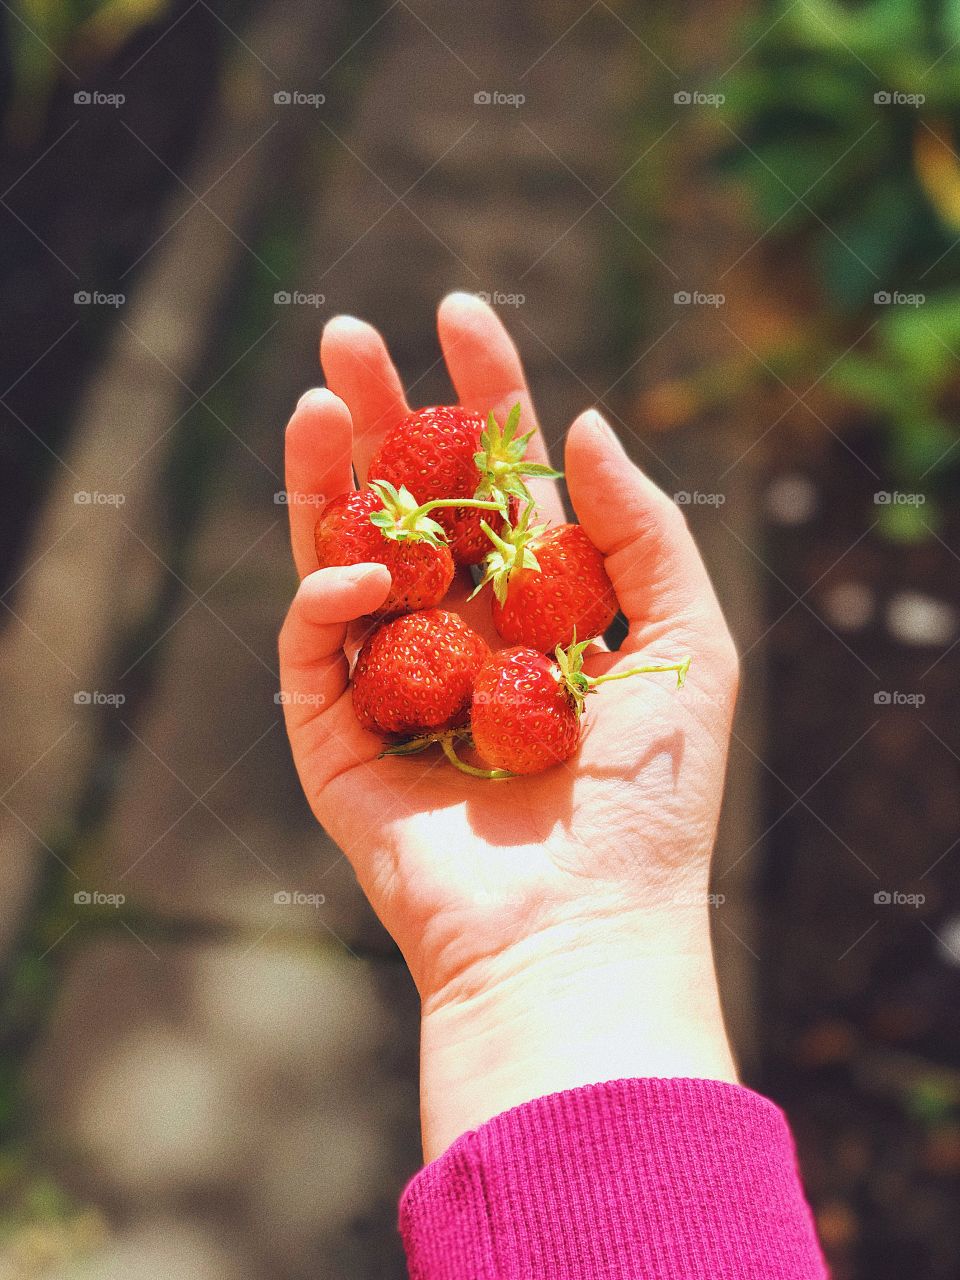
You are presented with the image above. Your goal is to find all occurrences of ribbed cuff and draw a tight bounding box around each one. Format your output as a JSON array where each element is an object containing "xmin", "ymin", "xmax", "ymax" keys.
[{"xmin": 400, "ymin": 1077, "xmax": 828, "ymax": 1280}]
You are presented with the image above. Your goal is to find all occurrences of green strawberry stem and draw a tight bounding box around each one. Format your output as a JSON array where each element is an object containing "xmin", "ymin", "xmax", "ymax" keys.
[
  {"xmin": 381, "ymin": 728, "xmax": 517, "ymax": 779},
  {"xmin": 589, "ymin": 656, "xmax": 691, "ymax": 690},
  {"xmin": 411, "ymin": 497, "xmax": 505, "ymax": 518},
  {"xmin": 379, "ymin": 734, "xmax": 438, "ymax": 757},
  {"xmin": 554, "ymin": 637, "xmax": 691, "ymax": 714},
  {"xmin": 439, "ymin": 733, "xmax": 517, "ymax": 781}
]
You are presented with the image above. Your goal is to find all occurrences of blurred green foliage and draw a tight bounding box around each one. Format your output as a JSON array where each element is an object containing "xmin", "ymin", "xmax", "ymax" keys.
[
  {"xmin": 5, "ymin": 0, "xmax": 173, "ymax": 137},
  {"xmin": 721, "ymin": 0, "xmax": 960, "ymax": 538}
]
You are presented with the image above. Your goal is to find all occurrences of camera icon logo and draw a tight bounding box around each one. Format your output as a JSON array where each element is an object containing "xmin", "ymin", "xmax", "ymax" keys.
[
  {"xmin": 874, "ymin": 291, "xmax": 891, "ymax": 304},
  {"xmin": 674, "ymin": 491, "xmax": 691, "ymax": 505},
  {"xmin": 273, "ymin": 890, "xmax": 292, "ymax": 904},
  {"xmin": 274, "ymin": 90, "xmax": 291, "ymax": 104},
  {"xmin": 873, "ymin": 690, "xmax": 892, "ymax": 705},
  {"xmin": 74, "ymin": 890, "xmax": 92, "ymax": 904},
  {"xmin": 674, "ymin": 290, "xmax": 691, "ymax": 304},
  {"xmin": 674, "ymin": 91, "xmax": 692, "ymax": 104},
  {"xmin": 874, "ymin": 90, "xmax": 891, "ymax": 104},
  {"xmin": 874, "ymin": 890, "xmax": 892, "ymax": 904},
  {"xmin": 74, "ymin": 91, "xmax": 91, "ymax": 105},
  {"xmin": 274, "ymin": 290, "xmax": 291, "ymax": 304},
  {"xmin": 74, "ymin": 291, "xmax": 91, "ymax": 304},
  {"xmin": 74, "ymin": 690, "xmax": 92, "ymax": 704},
  {"xmin": 474, "ymin": 90, "xmax": 491, "ymax": 104},
  {"xmin": 873, "ymin": 490, "xmax": 891, "ymax": 504}
]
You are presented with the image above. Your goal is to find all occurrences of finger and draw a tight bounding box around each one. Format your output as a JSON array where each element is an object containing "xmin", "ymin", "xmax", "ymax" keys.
[
  {"xmin": 285, "ymin": 389, "xmax": 354, "ymax": 580},
  {"xmin": 320, "ymin": 315, "xmax": 409, "ymax": 483},
  {"xmin": 437, "ymin": 291, "xmax": 564, "ymax": 525},
  {"xmin": 565, "ymin": 410, "xmax": 727, "ymax": 645},
  {"xmin": 278, "ymin": 564, "xmax": 392, "ymax": 792}
]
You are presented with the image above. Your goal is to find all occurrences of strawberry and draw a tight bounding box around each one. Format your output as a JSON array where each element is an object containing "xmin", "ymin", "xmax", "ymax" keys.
[
  {"xmin": 369, "ymin": 404, "xmax": 561, "ymax": 565},
  {"xmin": 473, "ymin": 507, "xmax": 619, "ymax": 652},
  {"xmin": 315, "ymin": 481, "xmax": 503, "ymax": 616},
  {"xmin": 352, "ymin": 608, "xmax": 490, "ymax": 736},
  {"xmin": 465, "ymin": 640, "xmax": 691, "ymax": 776}
]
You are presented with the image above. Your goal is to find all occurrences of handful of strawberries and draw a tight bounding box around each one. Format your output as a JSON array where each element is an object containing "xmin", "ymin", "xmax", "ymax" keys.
[{"xmin": 315, "ymin": 402, "xmax": 690, "ymax": 778}]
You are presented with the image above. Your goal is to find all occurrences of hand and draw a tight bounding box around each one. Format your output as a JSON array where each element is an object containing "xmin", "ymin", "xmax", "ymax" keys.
[{"xmin": 279, "ymin": 293, "xmax": 741, "ymax": 1161}]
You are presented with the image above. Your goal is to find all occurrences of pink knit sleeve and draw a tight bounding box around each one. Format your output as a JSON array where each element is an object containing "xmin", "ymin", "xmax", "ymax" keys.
[{"xmin": 399, "ymin": 1077, "xmax": 828, "ymax": 1279}]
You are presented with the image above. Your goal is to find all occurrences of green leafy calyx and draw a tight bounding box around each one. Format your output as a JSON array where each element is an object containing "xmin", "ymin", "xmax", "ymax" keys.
[
  {"xmin": 470, "ymin": 503, "xmax": 546, "ymax": 605},
  {"xmin": 368, "ymin": 480, "xmax": 447, "ymax": 546},
  {"xmin": 368, "ymin": 481, "xmax": 507, "ymax": 547},
  {"xmin": 473, "ymin": 403, "xmax": 563, "ymax": 506}
]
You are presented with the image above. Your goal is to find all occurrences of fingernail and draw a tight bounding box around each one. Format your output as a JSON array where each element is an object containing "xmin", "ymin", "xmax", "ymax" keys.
[
  {"xmin": 587, "ymin": 408, "xmax": 612, "ymax": 434},
  {"xmin": 297, "ymin": 387, "xmax": 326, "ymax": 410},
  {"xmin": 324, "ymin": 314, "xmax": 367, "ymax": 334},
  {"xmin": 341, "ymin": 562, "xmax": 387, "ymax": 584}
]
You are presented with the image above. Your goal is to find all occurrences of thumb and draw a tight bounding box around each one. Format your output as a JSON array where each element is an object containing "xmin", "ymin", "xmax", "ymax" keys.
[
  {"xmin": 565, "ymin": 410, "xmax": 728, "ymax": 646},
  {"xmin": 278, "ymin": 563, "xmax": 392, "ymax": 798}
]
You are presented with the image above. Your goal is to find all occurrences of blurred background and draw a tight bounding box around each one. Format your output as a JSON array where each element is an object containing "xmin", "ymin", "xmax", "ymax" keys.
[{"xmin": 1, "ymin": 0, "xmax": 959, "ymax": 1276}]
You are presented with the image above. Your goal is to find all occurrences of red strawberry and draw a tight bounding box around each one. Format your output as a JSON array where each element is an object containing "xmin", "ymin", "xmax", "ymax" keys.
[
  {"xmin": 466, "ymin": 640, "xmax": 691, "ymax": 776},
  {"xmin": 315, "ymin": 481, "xmax": 502, "ymax": 616},
  {"xmin": 473, "ymin": 508, "xmax": 618, "ymax": 652},
  {"xmin": 369, "ymin": 404, "xmax": 560, "ymax": 565},
  {"xmin": 470, "ymin": 646, "xmax": 581, "ymax": 774},
  {"xmin": 352, "ymin": 608, "xmax": 490, "ymax": 736}
]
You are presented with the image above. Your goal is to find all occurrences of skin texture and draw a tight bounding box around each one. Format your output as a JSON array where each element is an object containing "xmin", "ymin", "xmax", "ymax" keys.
[
  {"xmin": 490, "ymin": 523, "xmax": 618, "ymax": 652},
  {"xmin": 352, "ymin": 608, "xmax": 490, "ymax": 735},
  {"xmin": 471, "ymin": 647, "xmax": 582, "ymax": 774},
  {"xmin": 314, "ymin": 488, "xmax": 454, "ymax": 615},
  {"xmin": 279, "ymin": 293, "xmax": 741, "ymax": 1162}
]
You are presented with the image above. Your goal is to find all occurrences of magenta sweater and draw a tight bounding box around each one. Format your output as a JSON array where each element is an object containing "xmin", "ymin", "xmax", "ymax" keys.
[{"xmin": 400, "ymin": 1078, "xmax": 828, "ymax": 1278}]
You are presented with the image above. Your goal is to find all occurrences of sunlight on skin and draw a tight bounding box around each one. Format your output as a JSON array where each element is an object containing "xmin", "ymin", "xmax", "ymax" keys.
[{"xmin": 278, "ymin": 292, "xmax": 741, "ymax": 1160}]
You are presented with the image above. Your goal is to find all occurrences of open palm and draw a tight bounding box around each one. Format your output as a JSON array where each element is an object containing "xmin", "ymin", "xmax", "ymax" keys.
[{"xmin": 279, "ymin": 294, "xmax": 739, "ymax": 1036}]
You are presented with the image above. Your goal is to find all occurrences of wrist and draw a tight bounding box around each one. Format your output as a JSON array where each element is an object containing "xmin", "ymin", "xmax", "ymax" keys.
[{"xmin": 418, "ymin": 909, "xmax": 738, "ymax": 1162}]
